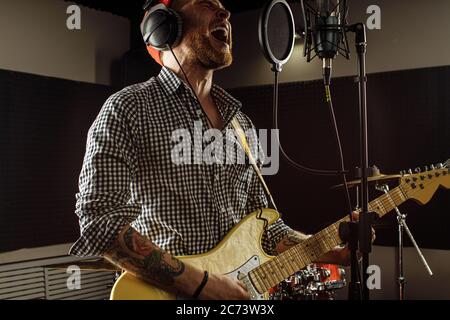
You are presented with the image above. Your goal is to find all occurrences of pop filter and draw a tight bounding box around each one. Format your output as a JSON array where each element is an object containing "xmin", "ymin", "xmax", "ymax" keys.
[{"xmin": 258, "ymin": 0, "xmax": 295, "ymax": 71}]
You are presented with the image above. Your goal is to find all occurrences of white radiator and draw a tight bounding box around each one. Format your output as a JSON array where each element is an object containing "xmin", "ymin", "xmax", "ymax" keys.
[{"xmin": 0, "ymin": 255, "xmax": 115, "ymax": 300}]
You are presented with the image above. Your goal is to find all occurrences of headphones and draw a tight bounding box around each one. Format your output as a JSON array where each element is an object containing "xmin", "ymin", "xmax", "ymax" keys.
[{"xmin": 141, "ymin": 0, "xmax": 183, "ymax": 52}]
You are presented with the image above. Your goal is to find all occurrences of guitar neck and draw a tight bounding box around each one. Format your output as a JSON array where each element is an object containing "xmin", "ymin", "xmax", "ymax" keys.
[{"xmin": 248, "ymin": 185, "xmax": 410, "ymax": 294}]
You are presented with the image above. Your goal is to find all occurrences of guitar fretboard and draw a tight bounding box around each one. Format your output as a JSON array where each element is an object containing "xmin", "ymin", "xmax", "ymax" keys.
[{"xmin": 248, "ymin": 184, "xmax": 411, "ymax": 294}]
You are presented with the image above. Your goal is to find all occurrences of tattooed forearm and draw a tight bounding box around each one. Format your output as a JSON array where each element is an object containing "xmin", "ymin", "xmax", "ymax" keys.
[
  {"xmin": 282, "ymin": 231, "xmax": 309, "ymax": 246},
  {"xmin": 104, "ymin": 225, "xmax": 185, "ymax": 289},
  {"xmin": 275, "ymin": 230, "xmax": 311, "ymax": 254}
]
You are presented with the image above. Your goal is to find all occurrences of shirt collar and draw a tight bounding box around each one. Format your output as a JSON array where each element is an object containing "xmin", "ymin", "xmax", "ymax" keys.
[
  {"xmin": 211, "ymin": 84, "xmax": 242, "ymax": 128},
  {"xmin": 157, "ymin": 67, "xmax": 242, "ymax": 128},
  {"xmin": 157, "ymin": 66, "xmax": 183, "ymax": 96}
]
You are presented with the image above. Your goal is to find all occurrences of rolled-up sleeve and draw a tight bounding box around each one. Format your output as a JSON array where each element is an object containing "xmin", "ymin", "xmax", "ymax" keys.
[{"xmin": 69, "ymin": 92, "xmax": 141, "ymax": 257}]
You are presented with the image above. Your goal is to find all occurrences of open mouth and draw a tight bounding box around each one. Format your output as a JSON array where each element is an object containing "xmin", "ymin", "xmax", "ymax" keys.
[{"xmin": 210, "ymin": 26, "xmax": 229, "ymax": 45}]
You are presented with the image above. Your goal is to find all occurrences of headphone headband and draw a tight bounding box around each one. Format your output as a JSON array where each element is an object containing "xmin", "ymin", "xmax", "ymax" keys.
[{"xmin": 143, "ymin": 0, "xmax": 173, "ymax": 11}]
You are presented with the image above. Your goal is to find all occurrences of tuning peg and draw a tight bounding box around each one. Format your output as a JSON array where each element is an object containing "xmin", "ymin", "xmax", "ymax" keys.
[
  {"xmin": 414, "ymin": 167, "xmax": 421, "ymax": 173},
  {"xmin": 431, "ymin": 164, "xmax": 435, "ymax": 170},
  {"xmin": 424, "ymin": 165, "xmax": 429, "ymax": 171},
  {"xmin": 437, "ymin": 163, "xmax": 444, "ymax": 169},
  {"xmin": 408, "ymin": 169, "xmax": 413, "ymax": 174},
  {"xmin": 400, "ymin": 170, "xmax": 406, "ymax": 176}
]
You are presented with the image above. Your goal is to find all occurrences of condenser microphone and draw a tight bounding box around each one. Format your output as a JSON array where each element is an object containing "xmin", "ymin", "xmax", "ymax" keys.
[{"xmin": 301, "ymin": 0, "xmax": 350, "ymax": 85}]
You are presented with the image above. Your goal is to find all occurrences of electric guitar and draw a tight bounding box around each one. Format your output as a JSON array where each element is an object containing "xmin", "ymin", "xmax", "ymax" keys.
[{"xmin": 110, "ymin": 160, "xmax": 450, "ymax": 300}]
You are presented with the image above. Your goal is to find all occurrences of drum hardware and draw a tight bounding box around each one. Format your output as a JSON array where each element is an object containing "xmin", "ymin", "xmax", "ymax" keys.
[
  {"xmin": 331, "ymin": 173, "xmax": 403, "ymax": 189},
  {"xmin": 268, "ymin": 263, "xmax": 347, "ymax": 300},
  {"xmin": 375, "ymin": 182, "xmax": 433, "ymax": 300}
]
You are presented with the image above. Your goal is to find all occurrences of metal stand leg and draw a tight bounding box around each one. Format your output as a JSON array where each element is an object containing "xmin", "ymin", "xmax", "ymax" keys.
[
  {"xmin": 376, "ymin": 183, "xmax": 433, "ymax": 300},
  {"xmin": 397, "ymin": 216, "xmax": 405, "ymax": 300}
]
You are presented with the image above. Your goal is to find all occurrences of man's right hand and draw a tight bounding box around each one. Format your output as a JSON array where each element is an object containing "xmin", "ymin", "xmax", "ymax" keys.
[{"xmin": 198, "ymin": 273, "xmax": 250, "ymax": 300}]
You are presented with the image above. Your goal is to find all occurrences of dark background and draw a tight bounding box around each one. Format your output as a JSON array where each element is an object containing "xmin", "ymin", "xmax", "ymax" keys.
[
  {"xmin": 231, "ymin": 66, "xmax": 450, "ymax": 249},
  {"xmin": 0, "ymin": 65, "xmax": 448, "ymax": 253},
  {"xmin": 0, "ymin": 70, "xmax": 117, "ymax": 252}
]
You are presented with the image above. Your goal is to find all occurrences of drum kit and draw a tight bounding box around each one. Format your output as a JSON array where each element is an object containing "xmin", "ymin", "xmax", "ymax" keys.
[{"xmin": 268, "ymin": 263, "xmax": 347, "ymax": 300}]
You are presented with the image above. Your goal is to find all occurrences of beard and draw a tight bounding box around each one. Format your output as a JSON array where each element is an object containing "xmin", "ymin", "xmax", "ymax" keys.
[{"xmin": 187, "ymin": 32, "xmax": 233, "ymax": 70}]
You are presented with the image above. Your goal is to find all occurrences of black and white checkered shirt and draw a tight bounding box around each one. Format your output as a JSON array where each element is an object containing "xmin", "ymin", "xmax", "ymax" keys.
[{"xmin": 69, "ymin": 67, "xmax": 292, "ymax": 257}]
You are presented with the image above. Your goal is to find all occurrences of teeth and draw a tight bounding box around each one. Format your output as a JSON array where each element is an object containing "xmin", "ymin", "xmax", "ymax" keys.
[{"xmin": 211, "ymin": 26, "xmax": 228, "ymax": 34}]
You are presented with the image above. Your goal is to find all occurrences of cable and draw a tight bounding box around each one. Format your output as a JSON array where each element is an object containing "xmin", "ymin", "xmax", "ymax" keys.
[
  {"xmin": 323, "ymin": 84, "xmax": 353, "ymax": 220},
  {"xmin": 168, "ymin": 46, "xmax": 215, "ymax": 129},
  {"xmin": 273, "ymin": 68, "xmax": 362, "ymax": 292},
  {"xmin": 273, "ymin": 71, "xmax": 348, "ymax": 176},
  {"xmin": 324, "ymin": 83, "xmax": 363, "ymax": 299}
]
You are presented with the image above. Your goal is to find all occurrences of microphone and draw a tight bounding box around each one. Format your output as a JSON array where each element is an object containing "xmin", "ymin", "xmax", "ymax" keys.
[{"xmin": 300, "ymin": 0, "xmax": 350, "ymax": 85}]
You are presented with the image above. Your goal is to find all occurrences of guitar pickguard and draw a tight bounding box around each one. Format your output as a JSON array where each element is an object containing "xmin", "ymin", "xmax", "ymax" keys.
[{"xmin": 224, "ymin": 255, "xmax": 265, "ymax": 300}]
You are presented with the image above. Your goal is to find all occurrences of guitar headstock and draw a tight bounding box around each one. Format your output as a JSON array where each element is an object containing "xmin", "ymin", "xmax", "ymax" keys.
[{"xmin": 399, "ymin": 159, "xmax": 450, "ymax": 204}]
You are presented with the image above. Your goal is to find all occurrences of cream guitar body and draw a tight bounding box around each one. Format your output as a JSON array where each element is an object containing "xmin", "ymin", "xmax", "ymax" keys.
[{"xmin": 110, "ymin": 209, "xmax": 279, "ymax": 300}]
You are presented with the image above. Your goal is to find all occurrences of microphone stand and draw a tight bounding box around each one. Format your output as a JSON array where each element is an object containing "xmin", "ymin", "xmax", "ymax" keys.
[
  {"xmin": 346, "ymin": 22, "xmax": 373, "ymax": 300},
  {"xmin": 376, "ymin": 183, "xmax": 433, "ymax": 300}
]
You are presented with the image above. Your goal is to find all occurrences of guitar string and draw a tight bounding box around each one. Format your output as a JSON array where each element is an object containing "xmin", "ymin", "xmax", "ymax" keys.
[{"xmin": 249, "ymin": 172, "xmax": 449, "ymax": 291}]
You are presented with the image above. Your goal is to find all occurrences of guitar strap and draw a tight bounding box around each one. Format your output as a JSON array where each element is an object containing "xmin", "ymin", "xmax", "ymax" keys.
[{"xmin": 230, "ymin": 117, "xmax": 278, "ymax": 212}]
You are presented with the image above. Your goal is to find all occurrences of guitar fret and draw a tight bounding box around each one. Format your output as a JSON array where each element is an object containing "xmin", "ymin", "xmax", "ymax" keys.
[
  {"xmin": 372, "ymin": 198, "xmax": 386, "ymax": 214},
  {"xmin": 248, "ymin": 270, "xmax": 263, "ymax": 293},
  {"xmin": 306, "ymin": 238, "xmax": 321, "ymax": 261},
  {"xmin": 280, "ymin": 251, "xmax": 296, "ymax": 277},
  {"xmin": 323, "ymin": 228, "xmax": 334, "ymax": 252},
  {"xmin": 261, "ymin": 263, "xmax": 273, "ymax": 289},
  {"xmin": 283, "ymin": 246, "xmax": 300, "ymax": 266},
  {"xmin": 277, "ymin": 253, "xmax": 289, "ymax": 278},
  {"xmin": 288, "ymin": 243, "xmax": 302, "ymax": 267},
  {"xmin": 392, "ymin": 188, "xmax": 404, "ymax": 205},
  {"xmin": 276, "ymin": 258, "xmax": 289, "ymax": 280},
  {"xmin": 326, "ymin": 227, "xmax": 339, "ymax": 248},
  {"xmin": 334, "ymin": 222, "xmax": 343, "ymax": 245},
  {"xmin": 269, "ymin": 260, "xmax": 284, "ymax": 284},
  {"xmin": 279, "ymin": 260, "xmax": 291, "ymax": 281},
  {"xmin": 288, "ymin": 250, "xmax": 298, "ymax": 275},
  {"xmin": 381, "ymin": 196, "xmax": 394, "ymax": 213},
  {"xmin": 265, "ymin": 262, "xmax": 279, "ymax": 289},
  {"xmin": 250, "ymin": 268, "xmax": 261, "ymax": 291},
  {"xmin": 254, "ymin": 266, "xmax": 270, "ymax": 292},
  {"xmin": 398, "ymin": 185, "xmax": 408, "ymax": 200},
  {"xmin": 316, "ymin": 230, "xmax": 331, "ymax": 254},
  {"xmin": 259, "ymin": 268, "xmax": 271, "ymax": 292},
  {"xmin": 295, "ymin": 243, "xmax": 308, "ymax": 267},
  {"xmin": 384, "ymin": 194, "xmax": 397, "ymax": 210},
  {"xmin": 281, "ymin": 250, "xmax": 295, "ymax": 276},
  {"xmin": 324, "ymin": 227, "xmax": 337, "ymax": 248}
]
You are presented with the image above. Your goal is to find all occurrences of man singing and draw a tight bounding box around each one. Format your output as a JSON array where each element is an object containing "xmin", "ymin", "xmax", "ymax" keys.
[{"xmin": 70, "ymin": 0, "xmax": 351, "ymax": 299}]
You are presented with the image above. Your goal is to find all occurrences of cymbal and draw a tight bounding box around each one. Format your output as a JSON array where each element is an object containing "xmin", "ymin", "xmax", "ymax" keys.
[{"xmin": 331, "ymin": 174, "xmax": 403, "ymax": 189}]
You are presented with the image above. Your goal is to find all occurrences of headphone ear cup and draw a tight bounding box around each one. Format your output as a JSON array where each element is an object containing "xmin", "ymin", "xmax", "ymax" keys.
[
  {"xmin": 168, "ymin": 9, "xmax": 183, "ymax": 48},
  {"xmin": 141, "ymin": 4, "xmax": 183, "ymax": 51}
]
